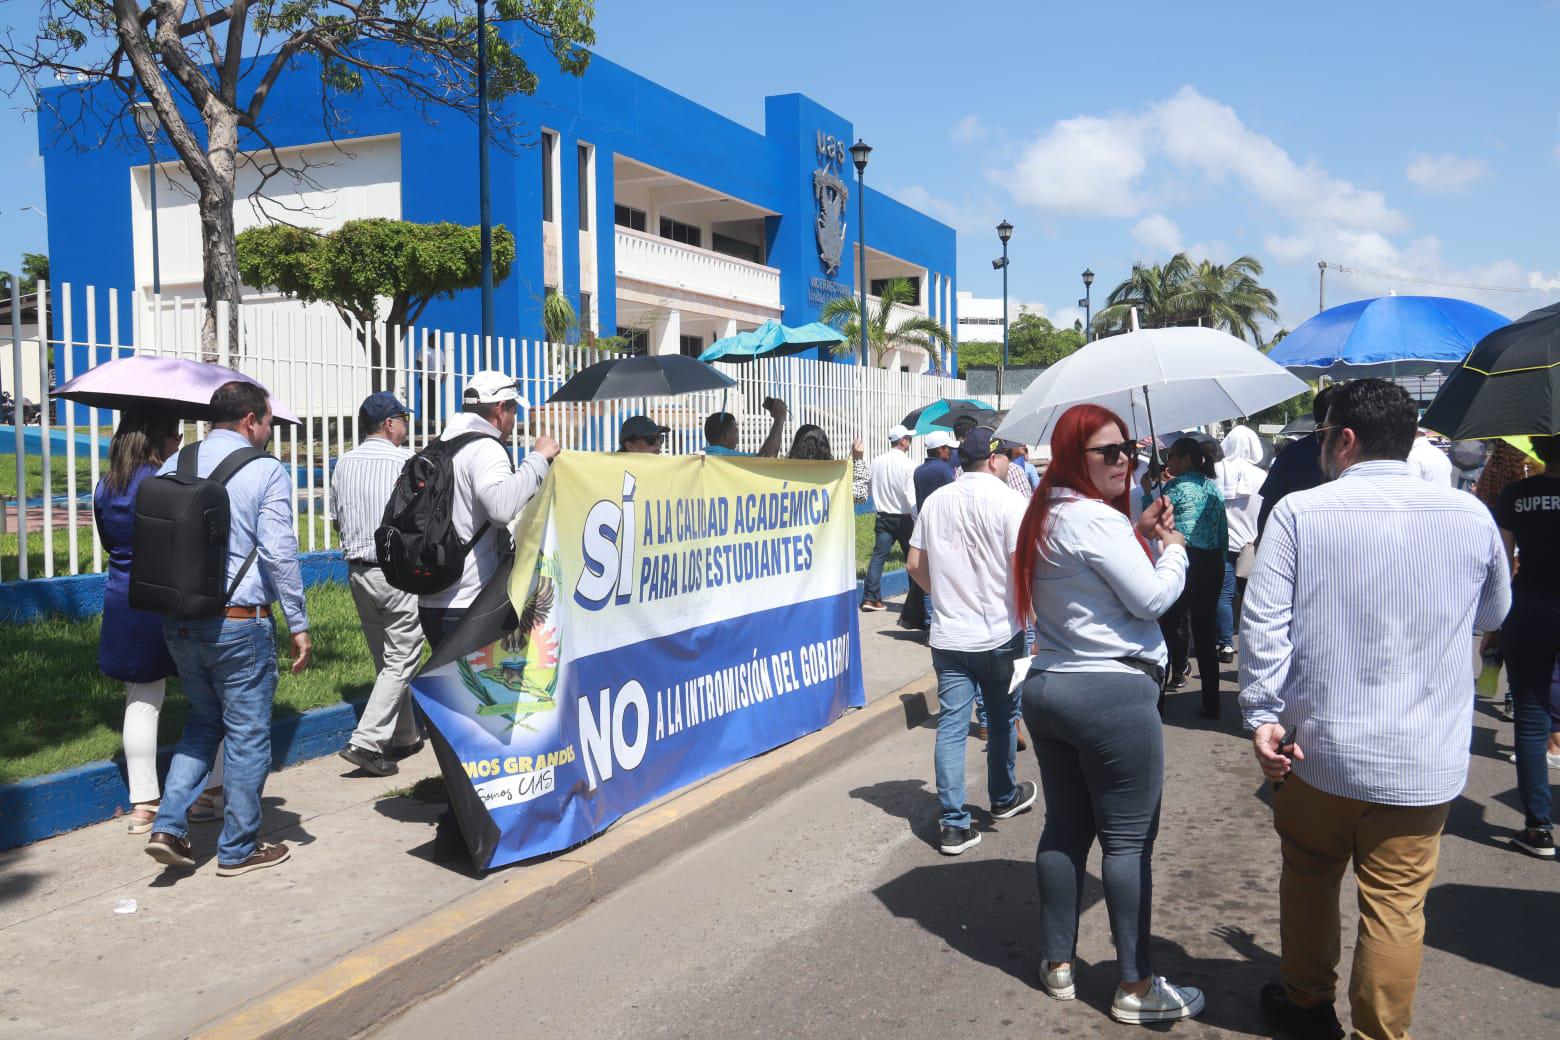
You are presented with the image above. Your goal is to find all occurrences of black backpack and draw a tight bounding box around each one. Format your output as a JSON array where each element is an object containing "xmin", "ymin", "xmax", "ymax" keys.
[
  {"xmin": 129, "ymin": 443, "xmax": 273, "ymax": 618},
  {"xmin": 375, "ymin": 432, "xmax": 501, "ymax": 595}
]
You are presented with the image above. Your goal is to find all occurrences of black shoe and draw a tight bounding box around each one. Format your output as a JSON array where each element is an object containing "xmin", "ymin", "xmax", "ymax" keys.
[
  {"xmin": 938, "ymin": 824, "xmax": 982, "ymax": 856},
  {"xmin": 992, "ymin": 780, "xmax": 1038, "ymax": 820},
  {"xmin": 1260, "ymin": 982, "xmax": 1344, "ymax": 1039},
  {"xmin": 1169, "ymin": 673, "xmax": 1188, "ymax": 691},
  {"xmin": 391, "ymin": 739, "xmax": 425, "ymax": 760},
  {"xmin": 1218, "ymin": 644, "xmax": 1236, "ymax": 663},
  {"xmin": 1509, "ymin": 827, "xmax": 1556, "ymax": 859},
  {"xmin": 339, "ymin": 744, "xmax": 399, "ymax": 777}
]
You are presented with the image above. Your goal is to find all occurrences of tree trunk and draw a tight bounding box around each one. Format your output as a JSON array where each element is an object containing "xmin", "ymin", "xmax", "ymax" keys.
[{"xmin": 198, "ymin": 113, "xmax": 242, "ymax": 362}]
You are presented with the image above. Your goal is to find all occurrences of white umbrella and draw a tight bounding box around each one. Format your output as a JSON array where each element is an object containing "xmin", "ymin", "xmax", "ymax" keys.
[{"xmin": 995, "ymin": 325, "xmax": 1307, "ymax": 447}]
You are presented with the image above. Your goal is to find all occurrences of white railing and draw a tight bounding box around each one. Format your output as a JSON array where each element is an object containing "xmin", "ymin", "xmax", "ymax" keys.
[
  {"xmin": 2, "ymin": 279, "xmax": 965, "ymax": 581},
  {"xmin": 614, "ymin": 228, "xmax": 781, "ymax": 309}
]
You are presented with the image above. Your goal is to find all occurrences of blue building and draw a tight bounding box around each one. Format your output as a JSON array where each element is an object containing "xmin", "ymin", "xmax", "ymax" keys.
[{"xmin": 38, "ymin": 40, "xmax": 958, "ymax": 372}]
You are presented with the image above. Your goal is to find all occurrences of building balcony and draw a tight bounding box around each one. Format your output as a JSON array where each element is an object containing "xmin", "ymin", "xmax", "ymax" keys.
[{"xmin": 614, "ymin": 227, "xmax": 781, "ymax": 312}]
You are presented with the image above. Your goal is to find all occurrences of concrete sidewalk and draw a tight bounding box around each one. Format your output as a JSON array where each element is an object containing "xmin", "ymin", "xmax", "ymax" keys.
[{"xmin": 0, "ymin": 600, "xmax": 934, "ymax": 1040}]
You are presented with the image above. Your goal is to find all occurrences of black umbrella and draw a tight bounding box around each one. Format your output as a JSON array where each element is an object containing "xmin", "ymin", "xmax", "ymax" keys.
[
  {"xmin": 546, "ymin": 354, "xmax": 736, "ymax": 403},
  {"xmin": 929, "ymin": 403, "xmax": 998, "ymax": 432},
  {"xmin": 1421, "ymin": 301, "xmax": 1560, "ymax": 438},
  {"xmin": 1279, "ymin": 415, "xmax": 1316, "ymax": 437}
]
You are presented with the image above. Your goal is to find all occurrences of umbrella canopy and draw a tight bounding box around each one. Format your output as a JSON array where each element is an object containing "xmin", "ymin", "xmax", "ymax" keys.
[
  {"xmin": 1279, "ymin": 415, "xmax": 1316, "ymax": 437},
  {"xmin": 1420, "ymin": 300, "xmax": 1560, "ymax": 438},
  {"xmin": 996, "ymin": 326, "xmax": 1308, "ymax": 447},
  {"xmin": 698, "ymin": 320, "xmax": 847, "ymax": 363},
  {"xmin": 545, "ymin": 353, "xmax": 736, "ymax": 404},
  {"xmin": 51, "ymin": 355, "xmax": 300, "ymax": 424},
  {"xmin": 1267, "ymin": 295, "xmax": 1509, "ymax": 379},
  {"xmin": 901, "ymin": 397, "xmax": 994, "ymax": 436},
  {"xmin": 929, "ymin": 402, "xmax": 998, "ymax": 432}
]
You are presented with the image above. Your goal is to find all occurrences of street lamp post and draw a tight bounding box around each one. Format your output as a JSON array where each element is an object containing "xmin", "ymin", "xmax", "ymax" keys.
[
  {"xmin": 476, "ymin": 0, "xmax": 494, "ymax": 352},
  {"xmin": 994, "ymin": 220, "xmax": 1012, "ymax": 404},
  {"xmin": 132, "ymin": 102, "xmax": 162, "ymax": 295},
  {"xmin": 849, "ymin": 139, "xmax": 872, "ymax": 368},
  {"xmin": 1080, "ymin": 268, "xmax": 1094, "ymax": 341}
]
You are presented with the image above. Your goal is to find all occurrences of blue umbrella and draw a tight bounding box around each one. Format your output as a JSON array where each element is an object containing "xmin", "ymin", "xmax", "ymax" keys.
[
  {"xmin": 698, "ymin": 320, "xmax": 847, "ymax": 363},
  {"xmin": 1267, "ymin": 295, "xmax": 1510, "ymax": 379}
]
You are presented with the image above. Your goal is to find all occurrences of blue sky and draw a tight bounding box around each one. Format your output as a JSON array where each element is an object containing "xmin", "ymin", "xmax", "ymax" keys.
[{"xmin": 4, "ymin": 1, "xmax": 1558, "ymax": 332}]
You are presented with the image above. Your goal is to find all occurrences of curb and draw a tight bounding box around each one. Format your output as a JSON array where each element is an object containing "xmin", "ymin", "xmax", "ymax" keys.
[
  {"xmin": 0, "ymin": 568, "xmax": 910, "ymax": 852},
  {"xmin": 192, "ymin": 673, "xmax": 935, "ymax": 1040}
]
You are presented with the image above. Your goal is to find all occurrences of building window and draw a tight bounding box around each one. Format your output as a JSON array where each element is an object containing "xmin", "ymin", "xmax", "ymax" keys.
[
  {"xmin": 577, "ymin": 143, "xmax": 592, "ymax": 231},
  {"xmin": 659, "ymin": 216, "xmax": 702, "ymax": 248},
  {"xmin": 615, "ymin": 327, "xmax": 649, "ymax": 356},
  {"xmin": 542, "ymin": 131, "xmax": 558, "ymax": 223},
  {"xmin": 580, "ymin": 291, "xmax": 593, "ymax": 339},
  {"xmin": 871, "ymin": 277, "xmax": 921, "ymax": 306},
  {"xmin": 614, "ymin": 204, "xmax": 647, "ymax": 232},
  {"xmin": 678, "ymin": 334, "xmax": 703, "ymax": 358},
  {"xmin": 711, "ymin": 232, "xmax": 762, "ymax": 264}
]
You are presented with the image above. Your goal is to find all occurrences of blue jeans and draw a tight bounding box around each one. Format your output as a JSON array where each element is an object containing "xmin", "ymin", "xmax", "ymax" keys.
[
  {"xmin": 1216, "ymin": 554, "xmax": 1238, "ymax": 645},
  {"xmin": 154, "ymin": 616, "xmax": 278, "ymax": 864},
  {"xmin": 1504, "ymin": 598, "xmax": 1560, "ymax": 831},
  {"xmin": 863, "ymin": 513, "xmax": 913, "ymax": 603},
  {"xmin": 932, "ymin": 631, "xmax": 1024, "ymax": 829}
]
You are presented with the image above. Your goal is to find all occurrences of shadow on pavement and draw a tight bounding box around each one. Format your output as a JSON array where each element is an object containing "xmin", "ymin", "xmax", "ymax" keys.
[
  {"xmin": 0, "ymin": 866, "xmax": 41, "ymax": 906},
  {"xmin": 1425, "ymin": 883, "xmax": 1560, "ymax": 989}
]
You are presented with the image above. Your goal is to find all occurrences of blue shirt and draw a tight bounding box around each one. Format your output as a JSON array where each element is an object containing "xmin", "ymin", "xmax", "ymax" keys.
[
  {"xmin": 704, "ymin": 444, "xmax": 749, "ymax": 457},
  {"xmin": 1239, "ymin": 461, "xmax": 1510, "ymax": 805},
  {"xmin": 1163, "ymin": 471, "xmax": 1228, "ymax": 552},
  {"xmin": 914, "ymin": 457, "xmax": 957, "ymax": 509},
  {"xmin": 157, "ymin": 429, "xmax": 309, "ymax": 630}
]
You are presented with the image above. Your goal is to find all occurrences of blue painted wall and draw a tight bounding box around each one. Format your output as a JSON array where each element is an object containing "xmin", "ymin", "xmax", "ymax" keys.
[{"xmin": 37, "ymin": 35, "xmax": 957, "ymax": 370}]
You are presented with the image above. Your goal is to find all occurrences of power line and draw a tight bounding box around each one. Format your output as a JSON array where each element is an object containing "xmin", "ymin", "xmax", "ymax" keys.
[{"xmin": 1321, "ymin": 261, "xmax": 1552, "ymax": 294}]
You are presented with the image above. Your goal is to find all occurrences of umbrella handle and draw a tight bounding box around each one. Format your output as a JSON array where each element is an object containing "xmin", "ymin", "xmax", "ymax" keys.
[{"xmin": 1142, "ymin": 384, "xmax": 1165, "ymax": 494}]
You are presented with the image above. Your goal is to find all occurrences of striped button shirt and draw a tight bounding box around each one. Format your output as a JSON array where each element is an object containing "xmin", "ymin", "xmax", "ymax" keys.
[
  {"xmin": 1239, "ymin": 460, "xmax": 1511, "ymax": 806},
  {"xmin": 330, "ymin": 436, "xmax": 412, "ymax": 564}
]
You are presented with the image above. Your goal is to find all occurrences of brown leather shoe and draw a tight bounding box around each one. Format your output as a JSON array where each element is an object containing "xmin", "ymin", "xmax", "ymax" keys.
[
  {"xmin": 216, "ymin": 841, "xmax": 291, "ymax": 877},
  {"xmin": 1016, "ymin": 726, "xmax": 1029, "ymax": 752},
  {"xmin": 145, "ymin": 831, "xmax": 195, "ymax": 868}
]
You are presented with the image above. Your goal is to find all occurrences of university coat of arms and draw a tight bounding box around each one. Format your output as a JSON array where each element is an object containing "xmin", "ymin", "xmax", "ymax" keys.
[{"xmin": 813, "ymin": 168, "xmax": 849, "ymax": 275}]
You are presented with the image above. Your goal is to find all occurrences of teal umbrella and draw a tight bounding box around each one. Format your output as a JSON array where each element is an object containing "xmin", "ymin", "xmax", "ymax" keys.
[
  {"xmin": 699, "ymin": 320, "xmax": 847, "ymax": 363},
  {"xmin": 901, "ymin": 397, "xmax": 995, "ymax": 436}
]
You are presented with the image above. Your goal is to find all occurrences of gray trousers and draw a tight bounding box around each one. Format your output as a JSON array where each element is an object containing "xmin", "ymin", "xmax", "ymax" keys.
[
  {"xmin": 1020, "ymin": 667, "xmax": 1164, "ymax": 983},
  {"xmin": 347, "ymin": 562, "xmax": 426, "ymax": 753}
]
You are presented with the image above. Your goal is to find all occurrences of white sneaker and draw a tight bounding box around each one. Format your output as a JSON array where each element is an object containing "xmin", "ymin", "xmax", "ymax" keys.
[
  {"xmin": 1039, "ymin": 960, "xmax": 1076, "ymax": 1000},
  {"xmin": 1110, "ymin": 976, "xmax": 1206, "ymax": 1024}
]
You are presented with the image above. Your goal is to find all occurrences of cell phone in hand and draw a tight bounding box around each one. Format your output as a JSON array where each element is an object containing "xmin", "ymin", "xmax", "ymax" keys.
[{"xmin": 1273, "ymin": 726, "xmax": 1297, "ymax": 791}]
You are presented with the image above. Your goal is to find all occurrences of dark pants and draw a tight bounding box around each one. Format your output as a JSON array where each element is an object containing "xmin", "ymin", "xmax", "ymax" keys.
[
  {"xmin": 864, "ymin": 512, "xmax": 913, "ymax": 604},
  {"xmin": 417, "ymin": 606, "xmax": 469, "ymax": 652},
  {"xmin": 900, "ymin": 583, "xmax": 928, "ymax": 629},
  {"xmin": 1160, "ymin": 545, "xmax": 1225, "ymax": 712},
  {"xmin": 1504, "ymin": 596, "xmax": 1560, "ymax": 831}
]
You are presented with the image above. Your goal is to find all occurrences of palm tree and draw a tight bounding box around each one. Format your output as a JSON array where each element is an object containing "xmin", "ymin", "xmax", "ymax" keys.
[
  {"xmin": 1091, "ymin": 252, "xmax": 1279, "ymax": 345},
  {"xmin": 821, "ymin": 277, "xmax": 954, "ymax": 373}
]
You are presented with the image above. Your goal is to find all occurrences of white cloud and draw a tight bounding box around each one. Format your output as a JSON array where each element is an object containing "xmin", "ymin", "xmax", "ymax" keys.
[
  {"xmin": 1131, "ymin": 213, "xmax": 1183, "ymax": 255},
  {"xmin": 951, "ymin": 114, "xmax": 988, "ymax": 145},
  {"xmin": 891, "ymin": 184, "xmax": 999, "ymax": 237},
  {"xmin": 1000, "ymin": 113, "xmax": 1149, "ymax": 218},
  {"xmin": 1404, "ymin": 152, "xmax": 1489, "ymax": 194}
]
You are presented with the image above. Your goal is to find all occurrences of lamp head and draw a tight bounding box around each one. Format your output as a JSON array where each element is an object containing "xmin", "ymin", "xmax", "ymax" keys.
[
  {"xmin": 996, "ymin": 219, "xmax": 1013, "ymax": 244},
  {"xmin": 992, "ymin": 257, "xmax": 1007, "ymax": 270},
  {"xmin": 849, "ymin": 139, "xmax": 872, "ymax": 175},
  {"xmin": 1082, "ymin": 268, "xmax": 1095, "ymax": 288},
  {"xmin": 131, "ymin": 101, "xmax": 158, "ymax": 145}
]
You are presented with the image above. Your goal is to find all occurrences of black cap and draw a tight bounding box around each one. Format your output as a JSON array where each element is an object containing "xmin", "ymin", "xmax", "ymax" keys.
[
  {"xmin": 958, "ymin": 425, "xmax": 1023, "ymax": 464},
  {"xmin": 620, "ymin": 415, "xmax": 670, "ymax": 444},
  {"xmin": 359, "ymin": 391, "xmax": 410, "ymax": 427}
]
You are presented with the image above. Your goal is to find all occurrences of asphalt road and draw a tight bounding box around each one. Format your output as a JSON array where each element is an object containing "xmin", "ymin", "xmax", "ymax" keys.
[{"xmin": 374, "ymin": 662, "xmax": 1558, "ymax": 1039}]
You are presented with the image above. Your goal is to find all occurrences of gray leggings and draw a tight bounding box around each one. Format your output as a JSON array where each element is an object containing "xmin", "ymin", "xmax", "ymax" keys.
[{"xmin": 1020, "ymin": 667, "xmax": 1164, "ymax": 983}]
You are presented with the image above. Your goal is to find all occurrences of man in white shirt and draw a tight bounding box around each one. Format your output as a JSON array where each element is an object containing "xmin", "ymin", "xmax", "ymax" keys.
[
  {"xmin": 1405, "ymin": 430, "xmax": 1454, "ymax": 486},
  {"xmin": 861, "ymin": 424, "xmax": 918, "ymax": 611},
  {"xmin": 1214, "ymin": 431, "xmax": 1266, "ymax": 661},
  {"xmin": 907, "ymin": 427, "xmax": 1036, "ymax": 855},
  {"xmin": 1240, "ymin": 379, "xmax": 1509, "ymax": 1039},
  {"xmin": 333, "ymin": 392, "xmax": 424, "ymax": 777},
  {"xmin": 418, "ymin": 371, "xmax": 559, "ymax": 649}
]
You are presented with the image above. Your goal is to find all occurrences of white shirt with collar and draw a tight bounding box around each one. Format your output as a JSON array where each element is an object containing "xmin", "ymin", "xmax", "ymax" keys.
[
  {"xmin": 421, "ymin": 411, "xmax": 551, "ymax": 609},
  {"xmin": 868, "ymin": 446, "xmax": 917, "ymax": 516},
  {"xmin": 1239, "ymin": 459, "xmax": 1510, "ymax": 806},
  {"xmin": 1029, "ymin": 489, "xmax": 1188, "ymax": 675},
  {"xmin": 909, "ymin": 471, "xmax": 1028, "ymax": 652},
  {"xmin": 1406, "ymin": 435, "xmax": 1455, "ymax": 486}
]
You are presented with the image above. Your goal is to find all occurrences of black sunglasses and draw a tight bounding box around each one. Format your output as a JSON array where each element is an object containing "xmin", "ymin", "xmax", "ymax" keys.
[{"xmin": 1084, "ymin": 440, "xmax": 1138, "ymax": 465}]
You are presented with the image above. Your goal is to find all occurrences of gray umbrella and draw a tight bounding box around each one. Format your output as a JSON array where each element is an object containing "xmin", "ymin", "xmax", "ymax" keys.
[{"xmin": 545, "ymin": 354, "xmax": 736, "ymax": 403}]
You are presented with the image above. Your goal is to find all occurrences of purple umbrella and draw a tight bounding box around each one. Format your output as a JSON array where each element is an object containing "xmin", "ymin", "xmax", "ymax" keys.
[{"xmin": 51, "ymin": 355, "xmax": 300, "ymax": 424}]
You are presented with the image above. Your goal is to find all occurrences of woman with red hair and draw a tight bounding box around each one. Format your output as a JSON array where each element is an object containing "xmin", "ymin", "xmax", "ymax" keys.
[{"xmin": 1014, "ymin": 403, "xmax": 1206, "ymax": 1024}]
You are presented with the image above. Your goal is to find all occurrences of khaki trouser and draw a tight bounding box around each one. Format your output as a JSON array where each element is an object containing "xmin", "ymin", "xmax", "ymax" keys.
[
  {"xmin": 1274, "ymin": 773, "xmax": 1450, "ymax": 1040},
  {"xmin": 346, "ymin": 562, "xmax": 427, "ymax": 753}
]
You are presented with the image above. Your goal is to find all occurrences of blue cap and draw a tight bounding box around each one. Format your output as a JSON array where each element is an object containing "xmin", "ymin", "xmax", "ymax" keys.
[{"xmin": 359, "ymin": 391, "xmax": 411, "ymax": 427}]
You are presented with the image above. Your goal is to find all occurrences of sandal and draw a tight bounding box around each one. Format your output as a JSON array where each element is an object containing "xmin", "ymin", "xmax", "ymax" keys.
[
  {"xmin": 127, "ymin": 804, "xmax": 159, "ymax": 835},
  {"xmin": 190, "ymin": 789, "xmax": 224, "ymax": 823}
]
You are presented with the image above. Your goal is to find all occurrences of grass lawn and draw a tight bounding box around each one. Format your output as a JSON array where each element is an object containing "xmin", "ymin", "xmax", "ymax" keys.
[{"xmin": 0, "ymin": 510, "xmax": 900, "ymax": 785}]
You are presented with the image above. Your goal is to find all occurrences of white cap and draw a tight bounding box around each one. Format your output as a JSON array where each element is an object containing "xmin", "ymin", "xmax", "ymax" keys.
[
  {"xmin": 924, "ymin": 430, "xmax": 956, "ymax": 450},
  {"xmin": 888, "ymin": 424, "xmax": 912, "ymax": 442},
  {"xmin": 463, "ymin": 370, "xmax": 520, "ymax": 404}
]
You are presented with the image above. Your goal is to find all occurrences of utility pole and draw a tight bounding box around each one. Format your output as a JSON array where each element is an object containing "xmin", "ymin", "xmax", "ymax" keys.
[
  {"xmin": 477, "ymin": 0, "xmax": 494, "ymax": 352},
  {"xmin": 1317, "ymin": 260, "xmax": 1327, "ymax": 313}
]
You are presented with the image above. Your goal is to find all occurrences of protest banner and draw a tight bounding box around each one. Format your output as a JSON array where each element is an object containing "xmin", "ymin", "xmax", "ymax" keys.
[{"xmin": 409, "ymin": 453, "xmax": 865, "ymax": 870}]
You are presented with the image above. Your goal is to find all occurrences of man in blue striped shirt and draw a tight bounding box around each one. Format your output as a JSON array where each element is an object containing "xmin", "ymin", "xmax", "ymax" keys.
[
  {"xmin": 1235, "ymin": 378, "xmax": 1503, "ymax": 1040},
  {"xmin": 333, "ymin": 392, "xmax": 426, "ymax": 778},
  {"xmin": 1240, "ymin": 379, "xmax": 1510, "ymax": 1040}
]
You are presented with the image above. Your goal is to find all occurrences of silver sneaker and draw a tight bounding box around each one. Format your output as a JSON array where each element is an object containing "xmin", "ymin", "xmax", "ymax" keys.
[
  {"xmin": 1110, "ymin": 976, "xmax": 1206, "ymax": 1023},
  {"xmin": 1039, "ymin": 960, "xmax": 1075, "ymax": 1001}
]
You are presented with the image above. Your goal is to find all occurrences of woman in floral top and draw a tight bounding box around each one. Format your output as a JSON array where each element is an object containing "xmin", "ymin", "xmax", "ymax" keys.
[{"xmin": 1159, "ymin": 437, "xmax": 1229, "ymax": 717}]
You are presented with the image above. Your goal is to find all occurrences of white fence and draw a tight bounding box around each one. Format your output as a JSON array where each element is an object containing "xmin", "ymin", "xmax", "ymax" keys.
[{"xmin": 3, "ymin": 280, "xmax": 966, "ymax": 582}]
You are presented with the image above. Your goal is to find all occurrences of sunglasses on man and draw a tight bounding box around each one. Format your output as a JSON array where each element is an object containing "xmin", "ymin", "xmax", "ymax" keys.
[
  {"xmin": 1084, "ymin": 440, "xmax": 1138, "ymax": 465},
  {"xmin": 632, "ymin": 434, "xmax": 665, "ymax": 446}
]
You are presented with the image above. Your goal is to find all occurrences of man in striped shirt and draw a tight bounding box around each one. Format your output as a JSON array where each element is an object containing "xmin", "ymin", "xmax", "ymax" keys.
[
  {"xmin": 1240, "ymin": 379, "xmax": 1510, "ymax": 1040},
  {"xmin": 333, "ymin": 392, "xmax": 426, "ymax": 777}
]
